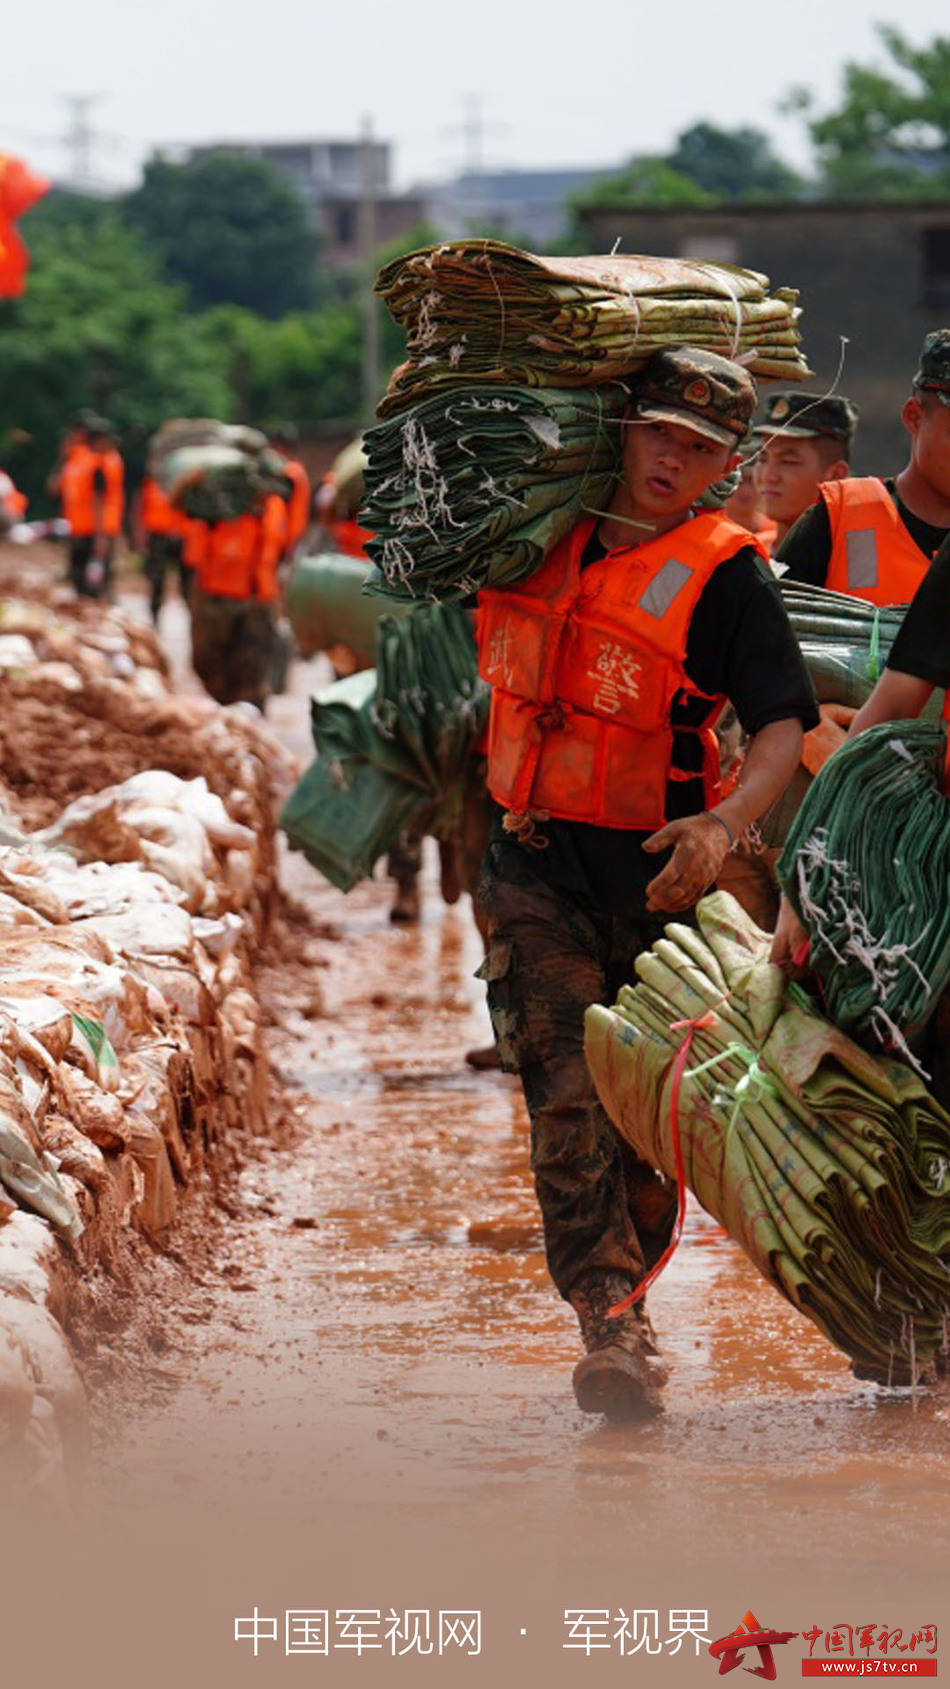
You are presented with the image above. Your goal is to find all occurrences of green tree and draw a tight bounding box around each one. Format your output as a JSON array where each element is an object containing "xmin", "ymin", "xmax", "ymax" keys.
[
  {"xmin": 0, "ymin": 194, "xmax": 232, "ymax": 508},
  {"xmin": 788, "ymin": 27, "xmax": 950, "ymax": 197},
  {"xmin": 199, "ymin": 304, "xmax": 363, "ymax": 430},
  {"xmin": 572, "ymin": 156, "xmax": 713, "ymax": 212},
  {"xmin": 124, "ymin": 152, "xmax": 320, "ymax": 316},
  {"xmin": 669, "ymin": 122, "xmax": 802, "ymax": 201}
]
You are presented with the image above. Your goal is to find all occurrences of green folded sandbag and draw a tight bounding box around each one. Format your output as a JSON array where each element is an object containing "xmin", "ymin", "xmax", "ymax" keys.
[
  {"xmin": 280, "ymin": 605, "xmax": 488, "ymax": 890},
  {"xmin": 279, "ymin": 754, "xmax": 421, "ymax": 893},
  {"xmin": 777, "ymin": 719, "xmax": 950, "ymax": 1065},
  {"xmin": 376, "ymin": 241, "xmax": 810, "ymax": 416},
  {"xmin": 286, "ymin": 553, "xmax": 413, "ymax": 662},
  {"xmin": 362, "ymin": 383, "xmax": 625, "ymax": 600},
  {"xmin": 584, "ymin": 890, "xmax": 950, "ymax": 1384}
]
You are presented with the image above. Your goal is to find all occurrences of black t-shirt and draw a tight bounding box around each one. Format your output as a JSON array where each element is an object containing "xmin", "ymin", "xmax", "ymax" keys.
[
  {"xmin": 488, "ymin": 526, "xmax": 819, "ymax": 912},
  {"xmin": 776, "ymin": 478, "xmax": 949, "ymax": 585},
  {"xmin": 886, "ymin": 532, "xmax": 950, "ymax": 686}
]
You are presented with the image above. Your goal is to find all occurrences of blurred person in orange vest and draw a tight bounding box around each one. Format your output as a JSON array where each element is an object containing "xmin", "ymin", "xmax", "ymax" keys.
[
  {"xmin": 52, "ymin": 414, "xmax": 100, "ymax": 593},
  {"xmin": 175, "ymin": 511, "xmax": 206, "ymax": 607},
  {"xmin": 137, "ymin": 466, "xmax": 185, "ymax": 624},
  {"xmin": 88, "ymin": 419, "xmax": 125, "ymax": 596},
  {"xmin": 314, "ymin": 439, "xmax": 374, "ymax": 559},
  {"xmin": 0, "ymin": 467, "xmax": 27, "ymax": 533},
  {"xmin": 753, "ymin": 392, "xmax": 856, "ymax": 560},
  {"xmin": 267, "ymin": 423, "xmax": 311, "ymax": 562},
  {"xmin": 190, "ymin": 493, "xmax": 285, "ymax": 713}
]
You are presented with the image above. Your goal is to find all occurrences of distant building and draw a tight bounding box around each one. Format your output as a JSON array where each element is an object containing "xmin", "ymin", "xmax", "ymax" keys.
[
  {"xmin": 185, "ymin": 137, "xmax": 426, "ymax": 266},
  {"xmin": 426, "ymin": 167, "xmax": 616, "ymax": 250},
  {"xmin": 578, "ymin": 198, "xmax": 950, "ymax": 473}
]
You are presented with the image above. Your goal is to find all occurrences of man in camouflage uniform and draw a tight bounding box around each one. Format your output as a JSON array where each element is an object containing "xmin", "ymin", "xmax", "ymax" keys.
[{"xmin": 475, "ymin": 347, "xmax": 817, "ymax": 1419}]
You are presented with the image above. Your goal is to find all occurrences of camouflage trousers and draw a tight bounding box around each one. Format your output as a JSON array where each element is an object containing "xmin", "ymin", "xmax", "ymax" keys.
[
  {"xmin": 475, "ymin": 839, "xmax": 678, "ymax": 1300},
  {"xmin": 191, "ymin": 589, "xmax": 276, "ymax": 713}
]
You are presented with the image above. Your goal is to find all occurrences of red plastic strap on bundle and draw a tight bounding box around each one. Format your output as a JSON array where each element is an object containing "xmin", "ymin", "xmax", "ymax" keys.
[{"xmin": 608, "ymin": 1005, "xmax": 721, "ymax": 1320}]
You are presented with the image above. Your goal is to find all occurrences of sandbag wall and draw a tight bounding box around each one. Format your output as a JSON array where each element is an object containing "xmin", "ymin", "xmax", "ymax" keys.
[{"xmin": 0, "ymin": 595, "xmax": 295, "ymax": 1497}]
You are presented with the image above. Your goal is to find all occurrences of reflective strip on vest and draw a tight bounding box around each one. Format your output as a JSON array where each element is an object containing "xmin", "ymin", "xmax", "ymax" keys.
[
  {"xmin": 637, "ymin": 557, "xmax": 693, "ymax": 619},
  {"xmin": 845, "ymin": 527, "xmax": 878, "ymax": 594}
]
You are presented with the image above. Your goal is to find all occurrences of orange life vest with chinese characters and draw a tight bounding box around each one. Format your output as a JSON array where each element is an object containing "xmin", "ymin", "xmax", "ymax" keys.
[
  {"xmin": 59, "ymin": 443, "xmax": 98, "ymax": 536},
  {"xmin": 476, "ymin": 513, "xmax": 765, "ymax": 831},
  {"xmin": 821, "ymin": 477, "xmax": 930, "ymax": 604},
  {"xmin": 197, "ymin": 496, "xmax": 285, "ymax": 602},
  {"xmin": 140, "ymin": 476, "xmax": 177, "ymax": 536},
  {"xmin": 95, "ymin": 447, "xmax": 124, "ymax": 538}
]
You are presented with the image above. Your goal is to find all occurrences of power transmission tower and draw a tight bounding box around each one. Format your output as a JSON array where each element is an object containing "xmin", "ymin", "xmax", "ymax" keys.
[{"xmin": 63, "ymin": 94, "xmax": 104, "ymax": 189}]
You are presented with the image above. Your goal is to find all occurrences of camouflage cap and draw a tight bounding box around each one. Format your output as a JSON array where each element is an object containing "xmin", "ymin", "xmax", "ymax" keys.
[
  {"xmin": 630, "ymin": 346, "xmax": 756, "ymax": 448},
  {"xmin": 914, "ymin": 329, "xmax": 950, "ymax": 407},
  {"xmin": 752, "ymin": 390, "xmax": 858, "ymax": 445}
]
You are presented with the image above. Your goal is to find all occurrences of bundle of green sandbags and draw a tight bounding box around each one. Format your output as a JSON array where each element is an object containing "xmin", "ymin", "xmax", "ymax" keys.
[
  {"xmin": 280, "ymin": 604, "xmax": 488, "ymax": 890},
  {"xmin": 584, "ymin": 890, "xmax": 950, "ymax": 1384},
  {"xmin": 362, "ymin": 384, "xmax": 626, "ymax": 599},
  {"xmin": 150, "ymin": 419, "xmax": 291, "ymax": 522},
  {"xmin": 779, "ymin": 583, "xmax": 907, "ymax": 705},
  {"xmin": 777, "ymin": 719, "xmax": 950, "ymax": 1068},
  {"xmin": 376, "ymin": 241, "xmax": 810, "ymax": 417},
  {"xmin": 285, "ymin": 552, "xmax": 412, "ymax": 663},
  {"xmin": 759, "ymin": 585, "xmax": 942, "ymax": 851}
]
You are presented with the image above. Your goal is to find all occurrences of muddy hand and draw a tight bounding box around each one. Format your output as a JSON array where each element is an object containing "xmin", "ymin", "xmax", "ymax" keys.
[
  {"xmin": 643, "ymin": 813, "xmax": 731, "ymax": 913},
  {"xmin": 770, "ymin": 894, "xmax": 811, "ymax": 977}
]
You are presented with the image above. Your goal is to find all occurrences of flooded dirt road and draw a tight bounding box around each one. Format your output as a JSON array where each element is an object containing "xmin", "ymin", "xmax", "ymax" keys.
[{"xmin": 6, "ymin": 599, "xmax": 949, "ymax": 1687}]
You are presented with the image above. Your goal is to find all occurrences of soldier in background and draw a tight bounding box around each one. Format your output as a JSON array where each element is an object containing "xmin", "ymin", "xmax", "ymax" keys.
[{"xmin": 753, "ymin": 392, "xmax": 857, "ymax": 558}]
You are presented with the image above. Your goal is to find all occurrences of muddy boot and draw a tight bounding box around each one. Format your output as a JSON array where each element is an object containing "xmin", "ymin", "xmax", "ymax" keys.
[
  {"xmin": 438, "ymin": 839, "xmax": 462, "ymax": 906},
  {"xmin": 464, "ymin": 1043, "xmax": 501, "ymax": 1070},
  {"xmin": 568, "ymin": 1270, "xmax": 667, "ymax": 1421},
  {"xmin": 389, "ymin": 880, "xmax": 421, "ymax": 924}
]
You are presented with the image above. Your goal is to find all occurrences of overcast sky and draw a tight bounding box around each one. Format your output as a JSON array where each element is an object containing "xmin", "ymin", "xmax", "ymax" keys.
[{"xmin": 2, "ymin": 0, "xmax": 947, "ymax": 192}]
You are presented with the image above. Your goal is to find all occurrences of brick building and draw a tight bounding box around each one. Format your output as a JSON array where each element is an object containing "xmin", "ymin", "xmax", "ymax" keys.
[{"xmin": 578, "ymin": 200, "xmax": 950, "ymax": 473}]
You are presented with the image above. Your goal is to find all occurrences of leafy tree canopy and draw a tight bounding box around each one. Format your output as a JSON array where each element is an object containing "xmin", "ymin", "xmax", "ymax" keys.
[
  {"xmin": 124, "ymin": 152, "xmax": 320, "ymax": 316},
  {"xmin": 669, "ymin": 122, "xmax": 803, "ymax": 201},
  {"xmin": 0, "ymin": 194, "xmax": 232, "ymax": 506},
  {"xmin": 787, "ymin": 27, "xmax": 950, "ymax": 198}
]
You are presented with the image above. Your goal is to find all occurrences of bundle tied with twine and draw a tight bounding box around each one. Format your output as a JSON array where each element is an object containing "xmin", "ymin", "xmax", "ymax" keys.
[
  {"xmin": 363, "ymin": 240, "xmax": 808, "ymax": 602},
  {"xmin": 150, "ymin": 418, "xmax": 291, "ymax": 523},
  {"xmin": 375, "ymin": 240, "xmax": 810, "ymax": 417},
  {"xmin": 584, "ymin": 891, "xmax": 950, "ymax": 1384},
  {"xmin": 362, "ymin": 384, "xmax": 627, "ymax": 600},
  {"xmin": 777, "ymin": 719, "xmax": 950, "ymax": 1072},
  {"xmin": 280, "ymin": 603, "xmax": 488, "ymax": 891}
]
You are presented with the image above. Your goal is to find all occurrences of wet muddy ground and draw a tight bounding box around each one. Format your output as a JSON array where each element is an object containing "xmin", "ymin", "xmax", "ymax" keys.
[{"xmin": 6, "ymin": 585, "xmax": 949, "ymax": 1685}]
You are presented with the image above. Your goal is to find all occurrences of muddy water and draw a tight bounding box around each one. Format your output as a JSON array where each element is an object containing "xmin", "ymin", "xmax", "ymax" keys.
[{"xmin": 23, "ymin": 603, "xmax": 950, "ymax": 1685}]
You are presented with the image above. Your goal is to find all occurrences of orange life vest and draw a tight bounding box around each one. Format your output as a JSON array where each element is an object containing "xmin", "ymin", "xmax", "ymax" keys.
[
  {"xmin": 283, "ymin": 458, "xmax": 311, "ymax": 550},
  {"xmin": 821, "ymin": 477, "xmax": 930, "ymax": 604},
  {"xmin": 197, "ymin": 496, "xmax": 284, "ymax": 602},
  {"xmin": 140, "ymin": 476, "xmax": 177, "ymax": 536},
  {"xmin": 95, "ymin": 447, "xmax": 124, "ymax": 538},
  {"xmin": 331, "ymin": 517, "xmax": 374, "ymax": 559},
  {"xmin": 476, "ymin": 513, "xmax": 765, "ymax": 831},
  {"xmin": 0, "ymin": 471, "xmax": 26, "ymax": 519},
  {"xmin": 59, "ymin": 442, "xmax": 98, "ymax": 536},
  {"xmin": 177, "ymin": 513, "xmax": 207, "ymax": 570}
]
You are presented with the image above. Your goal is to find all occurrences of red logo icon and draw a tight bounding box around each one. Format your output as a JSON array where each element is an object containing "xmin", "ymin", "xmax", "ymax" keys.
[{"xmin": 710, "ymin": 1611, "xmax": 798, "ymax": 1680}]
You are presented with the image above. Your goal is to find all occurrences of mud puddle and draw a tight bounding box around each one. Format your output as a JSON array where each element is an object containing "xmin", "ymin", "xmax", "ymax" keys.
[{"xmin": 17, "ymin": 599, "xmax": 946, "ymax": 1685}]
